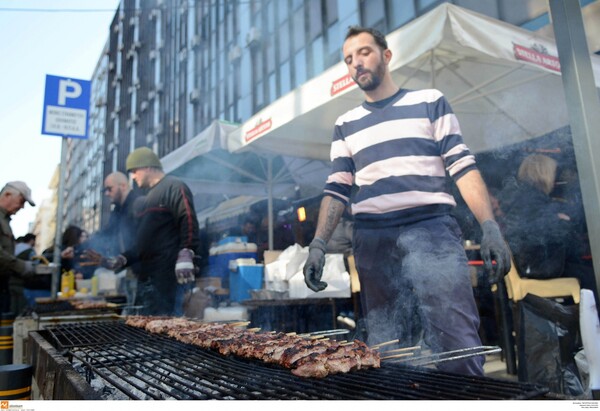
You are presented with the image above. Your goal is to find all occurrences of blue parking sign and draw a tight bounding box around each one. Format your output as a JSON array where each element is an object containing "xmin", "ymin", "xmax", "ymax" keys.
[{"xmin": 41, "ymin": 74, "xmax": 91, "ymax": 139}]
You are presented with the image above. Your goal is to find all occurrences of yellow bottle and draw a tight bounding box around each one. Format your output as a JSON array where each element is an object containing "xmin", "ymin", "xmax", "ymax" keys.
[
  {"xmin": 91, "ymin": 275, "xmax": 98, "ymax": 297},
  {"xmin": 61, "ymin": 270, "xmax": 75, "ymax": 297}
]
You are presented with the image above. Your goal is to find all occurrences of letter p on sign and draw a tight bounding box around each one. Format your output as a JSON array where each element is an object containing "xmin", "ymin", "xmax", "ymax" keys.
[{"xmin": 58, "ymin": 79, "xmax": 82, "ymax": 106}]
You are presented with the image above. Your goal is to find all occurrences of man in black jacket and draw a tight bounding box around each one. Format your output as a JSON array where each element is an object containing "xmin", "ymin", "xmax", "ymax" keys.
[
  {"xmin": 88, "ymin": 171, "xmax": 142, "ymax": 313},
  {"xmin": 91, "ymin": 148, "xmax": 201, "ymax": 316}
]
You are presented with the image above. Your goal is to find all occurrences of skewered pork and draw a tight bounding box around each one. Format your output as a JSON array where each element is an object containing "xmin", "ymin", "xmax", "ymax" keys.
[{"xmin": 125, "ymin": 315, "xmax": 380, "ymax": 378}]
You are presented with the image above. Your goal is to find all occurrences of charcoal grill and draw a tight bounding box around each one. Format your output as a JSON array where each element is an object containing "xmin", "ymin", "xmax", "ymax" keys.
[
  {"xmin": 28, "ymin": 321, "xmax": 550, "ymax": 400},
  {"xmin": 12, "ymin": 298, "xmax": 124, "ymax": 365}
]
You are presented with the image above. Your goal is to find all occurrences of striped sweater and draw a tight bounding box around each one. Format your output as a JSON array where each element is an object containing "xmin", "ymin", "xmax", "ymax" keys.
[{"xmin": 324, "ymin": 88, "xmax": 477, "ymax": 228}]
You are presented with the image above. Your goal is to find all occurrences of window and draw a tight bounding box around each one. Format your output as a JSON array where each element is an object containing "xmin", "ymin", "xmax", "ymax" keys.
[
  {"xmin": 266, "ymin": 0, "xmax": 275, "ymax": 33},
  {"xmin": 294, "ymin": 49, "xmax": 306, "ymax": 86},
  {"xmin": 388, "ymin": 0, "xmax": 415, "ymax": 29},
  {"xmin": 280, "ymin": 60, "xmax": 291, "ymax": 95},
  {"xmin": 268, "ymin": 72, "xmax": 277, "ymax": 102},
  {"xmin": 311, "ymin": 36, "xmax": 324, "ymax": 76},
  {"xmin": 255, "ymin": 80, "xmax": 264, "ymax": 109},
  {"xmin": 307, "ymin": 0, "xmax": 323, "ymax": 40},
  {"xmin": 325, "ymin": 0, "xmax": 338, "ymax": 25},
  {"xmin": 278, "ymin": 21, "xmax": 291, "ymax": 63},
  {"xmin": 327, "ymin": 21, "xmax": 341, "ymax": 59},
  {"xmin": 361, "ymin": 0, "xmax": 386, "ymax": 32},
  {"xmin": 278, "ymin": 0, "xmax": 289, "ymax": 24},
  {"xmin": 292, "ymin": 6, "xmax": 305, "ymax": 52},
  {"xmin": 266, "ymin": 38, "xmax": 275, "ymax": 73}
]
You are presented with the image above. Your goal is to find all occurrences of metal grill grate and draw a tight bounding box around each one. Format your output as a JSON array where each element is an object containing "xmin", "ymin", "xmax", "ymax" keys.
[{"xmin": 43, "ymin": 322, "xmax": 549, "ymax": 400}]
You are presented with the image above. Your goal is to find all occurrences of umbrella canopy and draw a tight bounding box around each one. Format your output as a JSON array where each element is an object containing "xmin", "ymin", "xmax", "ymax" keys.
[
  {"xmin": 161, "ymin": 120, "xmax": 330, "ymax": 249},
  {"xmin": 228, "ymin": 3, "xmax": 600, "ymax": 158}
]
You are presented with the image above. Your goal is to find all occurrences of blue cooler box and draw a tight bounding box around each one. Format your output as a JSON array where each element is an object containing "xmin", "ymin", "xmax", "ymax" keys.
[
  {"xmin": 230, "ymin": 265, "xmax": 264, "ymax": 302},
  {"xmin": 208, "ymin": 252, "xmax": 257, "ymax": 282}
]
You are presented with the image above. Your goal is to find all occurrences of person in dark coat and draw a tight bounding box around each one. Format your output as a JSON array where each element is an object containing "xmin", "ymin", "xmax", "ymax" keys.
[
  {"xmin": 498, "ymin": 154, "xmax": 572, "ymax": 279},
  {"xmin": 0, "ymin": 181, "xmax": 37, "ymax": 314},
  {"xmin": 499, "ymin": 154, "xmax": 598, "ymax": 303},
  {"xmin": 88, "ymin": 148, "xmax": 201, "ymax": 316},
  {"xmin": 87, "ymin": 171, "xmax": 142, "ymax": 312}
]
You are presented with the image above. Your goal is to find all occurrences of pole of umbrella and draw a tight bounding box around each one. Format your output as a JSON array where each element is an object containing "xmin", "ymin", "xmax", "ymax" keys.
[{"xmin": 267, "ymin": 156, "xmax": 274, "ymax": 251}]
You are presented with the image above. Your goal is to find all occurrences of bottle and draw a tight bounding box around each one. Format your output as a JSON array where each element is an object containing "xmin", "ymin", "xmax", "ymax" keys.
[
  {"xmin": 61, "ymin": 270, "xmax": 75, "ymax": 297},
  {"xmin": 91, "ymin": 275, "xmax": 98, "ymax": 297}
]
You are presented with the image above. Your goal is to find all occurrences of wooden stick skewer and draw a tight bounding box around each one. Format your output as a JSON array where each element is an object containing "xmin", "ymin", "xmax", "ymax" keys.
[
  {"xmin": 381, "ymin": 352, "xmax": 416, "ymax": 361},
  {"xmin": 229, "ymin": 321, "xmax": 251, "ymax": 327},
  {"xmin": 380, "ymin": 345, "xmax": 421, "ymax": 354},
  {"xmin": 371, "ymin": 339, "xmax": 401, "ymax": 349}
]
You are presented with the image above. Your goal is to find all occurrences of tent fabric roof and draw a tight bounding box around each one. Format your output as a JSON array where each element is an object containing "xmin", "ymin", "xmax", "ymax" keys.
[
  {"xmin": 164, "ymin": 3, "xmax": 600, "ymax": 236},
  {"xmin": 227, "ymin": 3, "xmax": 600, "ymax": 159},
  {"xmin": 161, "ymin": 120, "xmax": 239, "ymax": 174}
]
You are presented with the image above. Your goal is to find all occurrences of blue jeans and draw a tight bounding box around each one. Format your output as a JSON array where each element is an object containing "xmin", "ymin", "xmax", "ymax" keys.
[{"xmin": 353, "ymin": 214, "xmax": 484, "ymax": 376}]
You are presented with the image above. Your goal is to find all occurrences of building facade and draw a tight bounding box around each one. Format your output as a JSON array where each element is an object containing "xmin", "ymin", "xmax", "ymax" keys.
[
  {"xmin": 63, "ymin": 42, "xmax": 110, "ymax": 233},
  {"xmin": 62, "ymin": 0, "xmax": 598, "ymax": 234}
]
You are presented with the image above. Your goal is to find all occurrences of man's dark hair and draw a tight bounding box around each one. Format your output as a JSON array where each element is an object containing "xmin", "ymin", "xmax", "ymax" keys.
[{"xmin": 345, "ymin": 26, "xmax": 388, "ymax": 51}]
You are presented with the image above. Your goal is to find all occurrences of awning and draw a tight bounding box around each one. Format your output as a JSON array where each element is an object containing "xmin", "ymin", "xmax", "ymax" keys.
[{"xmin": 228, "ymin": 3, "xmax": 600, "ymax": 158}]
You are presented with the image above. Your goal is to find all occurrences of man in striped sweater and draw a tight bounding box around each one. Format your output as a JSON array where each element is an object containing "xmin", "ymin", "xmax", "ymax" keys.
[{"xmin": 303, "ymin": 26, "xmax": 510, "ymax": 376}]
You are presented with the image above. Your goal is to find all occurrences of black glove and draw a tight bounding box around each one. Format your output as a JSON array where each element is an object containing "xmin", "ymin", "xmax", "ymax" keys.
[
  {"xmin": 175, "ymin": 248, "xmax": 196, "ymax": 284},
  {"xmin": 102, "ymin": 255, "xmax": 127, "ymax": 272},
  {"xmin": 303, "ymin": 238, "xmax": 328, "ymax": 292},
  {"xmin": 480, "ymin": 220, "xmax": 510, "ymax": 284}
]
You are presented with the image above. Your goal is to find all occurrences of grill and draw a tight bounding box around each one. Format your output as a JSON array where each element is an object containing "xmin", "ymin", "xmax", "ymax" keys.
[
  {"xmin": 29, "ymin": 321, "xmax": 550, "ymax": 400},
  {"xmin": 12, "ymin": 298, "xmax": 125, "ymax": 365}
]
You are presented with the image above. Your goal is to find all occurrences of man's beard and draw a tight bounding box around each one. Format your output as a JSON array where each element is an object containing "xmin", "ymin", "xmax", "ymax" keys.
[{"xmin": 353, "ymin": 58, "xmax": 386, "ymax": 91}]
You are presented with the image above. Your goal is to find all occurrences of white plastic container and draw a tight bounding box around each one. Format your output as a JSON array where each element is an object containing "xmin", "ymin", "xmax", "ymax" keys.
[
  {"xmin": 203, "ymin": 306, "xmax": 248, "ymax": 322},
  {"xmin": 94, "ymin": 268, "xmax": 118, "ymax": 293}
]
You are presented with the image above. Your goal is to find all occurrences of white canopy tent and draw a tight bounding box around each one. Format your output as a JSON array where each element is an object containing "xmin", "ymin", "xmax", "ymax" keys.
[
  {"xmin": 161, "ymin": 120, "xmax": 330, "ymax": 244},
  {"xmin": 167, "ymin": 3, "xmax": 600, "ymax": 250},
  {"xmin": 228, "ymin": 3, "xmax": 600, "ymax": 159}
]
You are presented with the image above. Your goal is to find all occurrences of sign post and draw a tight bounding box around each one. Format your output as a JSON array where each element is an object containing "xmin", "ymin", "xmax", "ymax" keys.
[{"xmin": 41, "ymin": 74, "xmax": 90, "ymax": 297}]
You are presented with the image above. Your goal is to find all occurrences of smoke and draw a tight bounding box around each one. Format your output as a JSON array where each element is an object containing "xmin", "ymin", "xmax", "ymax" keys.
[{"xmin": 361, "ymin": 219, "xmax": 480, "ymax": 356}]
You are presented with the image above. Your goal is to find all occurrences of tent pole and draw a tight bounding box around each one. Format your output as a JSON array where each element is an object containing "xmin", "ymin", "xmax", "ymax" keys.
[
  {"xmin": 430, "ymin": 50, "xmax": 435, "ymax": 89},
  {"xmin": 267, "ymin": 156, "xmax": 274, "ymax": 251},
  {"xmin": 549, "ymin": 0, "xmax": 600, "ymax": 317}
]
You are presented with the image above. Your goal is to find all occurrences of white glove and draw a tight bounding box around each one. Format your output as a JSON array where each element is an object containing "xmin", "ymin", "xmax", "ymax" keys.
[{"xmin": 175, "ymin": 248, "xmax": 196, "ymax": 284}]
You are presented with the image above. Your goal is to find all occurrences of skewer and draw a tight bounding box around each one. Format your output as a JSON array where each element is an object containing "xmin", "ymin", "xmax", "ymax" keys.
[
  {"xmin": 379, "ymin": 345, "xmax": 421, "ymax": 354},
  {"xmin": 228, "ymin": 321, "xmax": 250, "ymax": 327},
  {"xmin": 371, "ymin": 339, "xmax": 401, "ymax": 349},
  {"xmin": 78, "ymin": 261, "xmax": 100, "ymax": 267},
  {"xmin": 381, "ymin": 352, "xmax": 415, "ymax": 361},
  {"xmin": 298, "ymin": 329, "xmax": 351, "ymax": 338}
]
